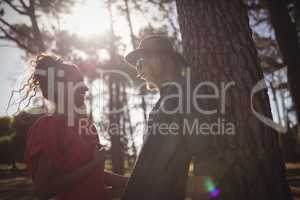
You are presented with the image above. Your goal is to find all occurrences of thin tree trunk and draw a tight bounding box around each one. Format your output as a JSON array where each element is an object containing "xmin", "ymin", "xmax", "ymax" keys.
[
  {"xmin": 295, "ymin": 0, "xmax": 300, "ymax": 38},
  {"xmin": 122, "ymin": 0, "xmax": 148, "ymax": 123},
  {"xmin": 140, "ymin": 89, "xmax": 147, "ymax": 123},
  {"xmin": 28, "ymin": 0, "xmax": 46, "ymax": 52},
  {"xmin": 122, "ymin": 0, "xmax": 147, "ymax": 125},
  {"xmin": 108, "ymin": 77, "xmax": 124, "ymax": 174},
  {"xmin": 267, "ymin": 0, "xmax": 300, "ymax": 125},
  {"xmin": 124, "ymin": 0, "xmax": 137, "ymax": 49},
  {"xmin": 107, "ymin": 0, "xmax": 124, "ymax": 174},
  {"xmin": 123, "ymin": 85, "xmax": 137, "ymax": 165},
  {"xmin": 176, "ymin": 0, "xmax": 292, "ymax": 199}
]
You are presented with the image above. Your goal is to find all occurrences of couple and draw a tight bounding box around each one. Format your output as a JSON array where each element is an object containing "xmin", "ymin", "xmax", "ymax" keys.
[{"xmin": 24, "ymin": 35, "xmax": 216, "ymax": 200}]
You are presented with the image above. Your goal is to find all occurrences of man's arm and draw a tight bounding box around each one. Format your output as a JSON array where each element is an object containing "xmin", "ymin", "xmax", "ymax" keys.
[{"xmin": 104, "ymin": 171, "xmax": 128, "ymax": 188}]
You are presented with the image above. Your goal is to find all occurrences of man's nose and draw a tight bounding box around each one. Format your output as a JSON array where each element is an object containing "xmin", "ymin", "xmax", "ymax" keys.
[
  {"xmin": 83, "ymin": 84, "xmax": 89, "ymax": 92},
  {"xmin": 79, "ymin": 83, "xmax": 89, "ymax": 93}
]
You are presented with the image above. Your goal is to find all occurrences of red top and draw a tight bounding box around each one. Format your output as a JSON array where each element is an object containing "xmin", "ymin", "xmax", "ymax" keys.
[{"xmin": 24, "ymin": 115, "xmax": 106, "ymax": 200}]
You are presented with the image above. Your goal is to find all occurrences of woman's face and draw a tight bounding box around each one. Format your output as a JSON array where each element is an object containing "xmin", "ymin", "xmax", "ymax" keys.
[{"xmin": 61, "ymin": 65, "xmax": 89, "ymax": 108}]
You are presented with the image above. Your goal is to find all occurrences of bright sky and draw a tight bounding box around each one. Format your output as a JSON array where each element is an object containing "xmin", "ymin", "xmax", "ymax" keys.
[
  {"xmin": 63, "ymin": 1, "xmax": 130, "ymax": 39},
  {"xmin": 63, "ymin": 1, "xmax": 112, "ymax": 37},
  {"xmin": 60, "ymin": 0, "xmax": 153, "ymax": 53}
]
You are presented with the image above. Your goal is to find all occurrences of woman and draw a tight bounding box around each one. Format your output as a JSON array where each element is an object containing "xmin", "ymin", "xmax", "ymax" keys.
[
  {"xmin": 122, "ymin": 35, "xmax": 217, "ymax": 200},
  {"xmin": 23, "ymin": 54, "xmax": 127, "ymax": 200}
]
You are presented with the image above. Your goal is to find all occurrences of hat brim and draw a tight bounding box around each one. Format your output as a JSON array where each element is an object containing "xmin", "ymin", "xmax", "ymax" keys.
[{"xmin": 125, "ymin": 48, "xmax": 187, "ymax": 68}]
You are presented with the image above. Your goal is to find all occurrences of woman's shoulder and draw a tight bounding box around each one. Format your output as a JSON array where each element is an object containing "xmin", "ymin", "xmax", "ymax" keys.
[
  {"xmin": 25, "ymin": 114, "xmax": 66, "ymax": 171},
  {"xmin": 34, "ymin": 114, "xmax": 65, "ymax": 125},
  {"xmin": 27, "ymin": 114, "xmax": 66, "ymax": 135},
  {"xmin": 25, "ymin": 114, "xmax": 67, "ymax": 155}
]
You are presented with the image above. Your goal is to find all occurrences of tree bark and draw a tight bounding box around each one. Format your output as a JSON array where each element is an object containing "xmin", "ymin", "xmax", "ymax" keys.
[
  {"xmin": 266, "ymin": 0, "xmax": 300, "ymax": 126},
  {"xmin": 176, "ymin": 0, "xmax": 292, "ymax": 199}
]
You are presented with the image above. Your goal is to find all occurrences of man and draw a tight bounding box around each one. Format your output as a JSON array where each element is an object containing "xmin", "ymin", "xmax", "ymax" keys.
[{"xmin": 122, "ymin": 35, "xmax": 217, "ymax": 200}]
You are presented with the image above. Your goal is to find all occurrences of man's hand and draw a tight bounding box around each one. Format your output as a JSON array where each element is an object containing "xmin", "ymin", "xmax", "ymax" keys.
[{"xmin": 93, "ymin": 146, "xmax": 105, "ymax": 165}]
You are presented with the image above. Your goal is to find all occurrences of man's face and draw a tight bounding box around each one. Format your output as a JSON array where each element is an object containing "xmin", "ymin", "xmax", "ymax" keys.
[{"xmin": 142, "ymin": 55, "xmax": 161, "ymax": 87}]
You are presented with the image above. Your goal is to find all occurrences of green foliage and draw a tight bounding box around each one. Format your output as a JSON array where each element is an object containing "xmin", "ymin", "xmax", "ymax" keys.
[
  {"xmin": 0, "ymin": 115, "xmax": 16, "ymax": 167},
  {"xmin": 12, "ymin": 111, "xmax": 41, "ymax": 135},
  {"xmin": 0, "ymin": 116, "xmax": 12, "ymax": 133},
  {"xmin": 0, "ymin": 111, "xmax": 42, "ymax": 167}
]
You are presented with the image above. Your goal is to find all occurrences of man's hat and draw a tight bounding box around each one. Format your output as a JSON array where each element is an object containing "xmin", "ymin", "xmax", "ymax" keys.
[{"xmin": 125, "ymin": 35, "xmax": 187, "ymax": 68}]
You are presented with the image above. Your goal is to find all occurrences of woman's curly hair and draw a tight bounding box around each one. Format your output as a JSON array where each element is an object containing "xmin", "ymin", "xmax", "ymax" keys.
[{"xmin": 6, "ymin": 53, "xmax": 63, "ymax": 115}]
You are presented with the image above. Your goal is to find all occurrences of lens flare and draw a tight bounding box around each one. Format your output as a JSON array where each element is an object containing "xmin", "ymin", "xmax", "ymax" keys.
[{"xmin": 204, "ymin": 177, "xmax": 220, "ymax": 198}]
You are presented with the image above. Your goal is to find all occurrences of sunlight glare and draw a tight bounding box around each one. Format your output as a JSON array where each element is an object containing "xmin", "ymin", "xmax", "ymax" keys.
[{"xmin": 62, "ymin": 1, "xmax": 110, "ymax": 37}]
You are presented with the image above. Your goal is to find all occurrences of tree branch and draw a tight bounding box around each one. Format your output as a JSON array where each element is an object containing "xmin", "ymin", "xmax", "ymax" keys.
[
  {"xmin": 3, "ymin": 0, "xmax": 28, "ymax": 15},
  {"xmin": 0, "ymin": 17, "xmax": 32, "ymax": 41},
  {"xmin": 251, "ymin": 16, "xmax": 269, "ymax": 27},
  {"xmin": 0, "ymin": 17, "xmax": 18, "ymax": 32},
  {"xmin": 19, "ymin": 0, "xmax": 29, "ymax": 9},
  {"xmin": 159, "ymin": 3, "xmax": 179, "ymax": 38},
  {"xmin": 142, "ymin": 0, "xmax": 179, "ymax": 38},
  {"xmin": 0, "ymin": 26, "xmax": 35, "ymax": 53},
  {"xmin": 0, "ymin": 43, "xmax": 19, "ymax": 48},
  {"xmin": 246, "ymin": 2, "xmax": 265, "ymax": 11}
]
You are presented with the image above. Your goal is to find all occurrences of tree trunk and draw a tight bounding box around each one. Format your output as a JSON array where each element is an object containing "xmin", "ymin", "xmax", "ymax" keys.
[
  {"xmin": 28, "ymin": 0, "xmax": 46, "ymax": 52},
  {"xmin": 295, "ymin": 0, "xmax": 300, "ymax": 36},
  {"xmin": 123, "ymin": 83, "xmax": 137, "ymax": 166},
  {"xmin": 107, "ymin": 0, "xmax": 125, "ymax": 174},
  {"xmin": 122, "ymin": 0, "xmax": 148, "ymax": 123},
  {"xmin": 108, "ymin": 77, "xmax": 125, "ymax": 174},
  {"xmin": 124, "ymin": 0, "xmax": 137, "ymax": 49},
  {"xmin": 176, "ymin": 0, "xmax": 292, "ymax": 199},
  {"xmin": 266, "ymin": 0, "xmax": 300, "ymax": 125}
]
